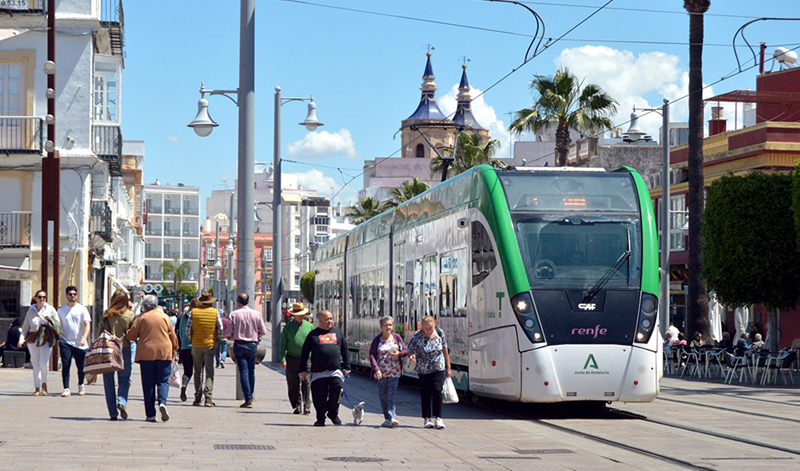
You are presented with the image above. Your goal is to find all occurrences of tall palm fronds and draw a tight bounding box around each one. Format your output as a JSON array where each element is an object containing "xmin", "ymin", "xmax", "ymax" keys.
[
  {"xmin": 160, "ymin": 258, "xmax": 192, "ymax": 295},
  {"xmin": 508, "ymin": 67, "xmax": 617, "ymax": 167},
  {"xmin": 345, "ymin": 196, "xmax": 385, "ymax": 225},
  {"xmin": 384, "ymin": 178, "xmax": 431, "ymax": 209},
  {"xmin": 430, "ymin": 132, "xmax": 505, "ymax": 180}
]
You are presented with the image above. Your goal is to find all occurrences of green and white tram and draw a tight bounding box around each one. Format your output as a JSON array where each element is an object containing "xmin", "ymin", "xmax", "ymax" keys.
[{"xmin": 314, "ymin": 165, "xmax": 660, "ymax": 403}]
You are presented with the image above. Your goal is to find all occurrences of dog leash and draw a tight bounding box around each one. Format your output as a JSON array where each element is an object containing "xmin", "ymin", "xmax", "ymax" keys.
[{"xmin": 341, "ymin": 374, "xmax": 355, "ymax": 408}]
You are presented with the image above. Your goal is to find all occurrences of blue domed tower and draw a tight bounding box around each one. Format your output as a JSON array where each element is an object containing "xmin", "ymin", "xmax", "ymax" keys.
[
  {"xmin": 452, "ymin": 63, "xmax": 485, "ymax": 131},
  {"xmin": 400, "ymin": 53, "xmax": 455, "ymax": 159}
]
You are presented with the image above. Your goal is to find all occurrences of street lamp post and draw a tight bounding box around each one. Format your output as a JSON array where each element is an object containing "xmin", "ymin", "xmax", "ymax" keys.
[
  {"xmin": 188, "ymin": 0, "xmax": 255, "ymax": 308},
  {"xmin": 271, "ymin": 86, "xmax": 324, "ymax": 363}
]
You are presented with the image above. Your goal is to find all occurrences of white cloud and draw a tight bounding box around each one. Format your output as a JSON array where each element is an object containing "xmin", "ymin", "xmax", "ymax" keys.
[
  {"xmin": 290, "ymin": 168, "xmax": 358, "ymax": 203},
  {"xmin": 286, "ymin": 129, "xmax": 358, "ymax": 160},
  {"xmin": 555, "ymin": 45, "xmax": 725, "ymax": 139},
  {"xmin": 440, "ymin": 85, "xmax": 513, "ymax": 156},
  {"xmin": 166, "ymin": 134, "xmax": 179, "ymax": 148}
]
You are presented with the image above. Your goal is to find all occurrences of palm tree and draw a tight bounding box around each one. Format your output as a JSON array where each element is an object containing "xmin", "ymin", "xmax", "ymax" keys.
[
  {"xmin": 160, "ymin": 258, "xmax": 192, "ymax": 296},
  {"xmin": 430, "ymin": 132, "xmax": 505, "ymax": 179},
  {"xmin": 684, "ymin": 0, "xmax": 711, "ymax": 341},
  {"xmin": 345, "ymin": 196, "xmax": 385, "ymax": 225},
  {"xmin": 384, "ymin": 178, "xmax": 431, "ymax": 209},
  {"xmin": 508, "ymin": 67, "xmax": 617, "ymax": 167}
]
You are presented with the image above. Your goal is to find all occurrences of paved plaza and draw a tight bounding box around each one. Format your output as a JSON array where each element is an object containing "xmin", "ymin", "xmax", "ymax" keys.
[{"xmin": 2, "ymin": 334, "xmax": 800, "ymax": 470}]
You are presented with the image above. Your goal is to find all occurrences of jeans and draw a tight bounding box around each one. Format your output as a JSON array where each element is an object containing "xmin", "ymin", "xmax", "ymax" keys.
[
  {"xmin": 29, "ymin": 343, "xmax": 52, "ymax": 388},
  {"xmin": 378, "ymin": 377, "xmax": 400, "ymax": 420},
  {"xmin": 285, "ymin": 356, "xmax": 311, "ymax": 410},
  {"xmin": 192, "ymin": 346, "xmax": 215, "ymax": 400},
  {"xmin": 140, "ymin": 360, "xmax": 171, "ymax": 419},
  {"xmin": 233, "ymin": 342, "xmax": 257, "ymax": 402},
  {"xmin": 103, "ymin": 346, "xmax": 133, "ymax": 418},
  {"xmin": 419, "ymin": 370, "xmax": 445, "ymax": 419},
  {"xmin": 59, "ymin": 339, "xmax": 87, "ymax": 389},
  {"xmin": 215, "ymin": 339, "xmax": 228, "ymax": 366},
  {"xmin": 310, "ymin": 375, "xmax": 344, "ymax": 423}
]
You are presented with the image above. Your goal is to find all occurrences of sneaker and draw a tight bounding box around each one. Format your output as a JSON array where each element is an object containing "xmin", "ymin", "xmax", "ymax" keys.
[
  {"xmin": 313, "ymin": 419, "xmax": 325, "ymax": 427},
  {"xmin": 117, "ymin": 403, "xmax": 128, "ymax": 420},
  {"xmin": 328, "ymin": 415, "xmax": 342, "ymax": 425},
  {"xmin": 220, "ymin": 363, "xmax": 225, "ymax": 369},
  {"xmin": 435, "ymin": 417, "xmax": 445, "ymax": 429},
  {"xmin": 159, "ymin": 404, "xmax": 170, "ymax": 422},
  {"xmin": 61, "ymin": 388, "xmax": 71, "ymax": 397},
  {"xmin": 381, "ymin": 419, "xmax": 392, "ymax": 428},
  {"xmin": 24, "ymin": 362, "xmax": 32, "ymax": 369},
  {"xmin": 145, "ymin": 416, "xmax": 157, "ymax": 423},
  {"xmin": 424, "ymin": 418, "xmax": 434, "ymax": 429},
  {"xmin": 78, "ymin": 385, "xmax": 85, "ymax": 396},
  {"xmin": 240, "ymin": 401, "xmax": 253, "ymax": 409},
  {"xmin": 390, "ymin": 418, "xmax": 399, "ymax": 428}
]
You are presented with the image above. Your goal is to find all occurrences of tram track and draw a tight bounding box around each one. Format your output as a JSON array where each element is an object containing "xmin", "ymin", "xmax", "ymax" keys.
[
  {"xmin": 661, "ymin": 384, "xmax": 800, "ymax": 409},
  {"xmin": 653, "ymin": 395, "xmax": 800, "ymax": 425}
]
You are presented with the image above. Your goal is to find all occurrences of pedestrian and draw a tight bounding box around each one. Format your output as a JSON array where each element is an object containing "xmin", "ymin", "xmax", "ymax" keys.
[
  {"xmin": 216, "ymin": 311, "xmax": 229, "ymax": 369},
  {"xmin": 225, "ymin": 293, "xmax": 267, "ymax": 408},
  {"xmin": 176, "ymin": 298, "xmax": 197, "ymax": 402},
  {"xmin": 407, "ymin": 315, "xmax": 451, "ymax": 430},
  {"xmin": 1, "ymin": 318, "xmax": 29, "ymax": 365},
  {"xmin": 299, "ymin": 310, "xmax": 350, "ymax": 426},
  {"xmin": 22, "ymin": 289, "xmax": 61, "ymax": 396},
  {"xmin": 185, "ymin": 290, "xmax": 223, "ymax": 407},
  {"xmin": 57, "ymin": 285, "xmax": 91, "ymax": 397},
  {"xmin": 99, "ymin": 289, "xmax": 135, "ymax": 420},
  {"xmin": 369, "ymin": 316, "xmax": 412, "ymax": 428},
  {"xmin": 279, "ymin": 302, "xmax": 314, "ymax": 415},
  {"xmin": 126, "ymin": 294, "xmax": 179, "ymax": 423}
]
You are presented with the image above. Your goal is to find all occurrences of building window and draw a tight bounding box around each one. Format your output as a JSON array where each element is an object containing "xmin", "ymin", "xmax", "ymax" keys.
[
  {"xmin": 670, "ymin": 194, "xmax": 687, "ymax": 251},
  {"xmin": 294, "ymin": 272, "xmax": 300, "ymax": 285},
  {"xmin": 313, "ymin": 234, "xmax": 329, "ymax": 245},
  {"xmin": 93, "ymin": 58, "xmax": 119, "ymax": 122},
  {"xmin": 294, "ymin": 235, "xmax": 300, "ymax": 249},
  {"xmin": 0, "ymin": 63, "xmax": 22, "ymax": 115},
  {"xmin": 312, "ymin": 215, "xmax": 329, "ymax": 226},
  {"xmin": 416, "ymin": 143, "xmax": 425, "ymax": 158}
]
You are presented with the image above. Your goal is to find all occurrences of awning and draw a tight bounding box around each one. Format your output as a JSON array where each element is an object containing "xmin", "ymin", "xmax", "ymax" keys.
[
  {"xmin": 282, "ymin": 194, "xmax": 302, "ymax": 203},
  {"xmin": 0, "ymin": 265, "xmax": 36, "ymax": 281}
]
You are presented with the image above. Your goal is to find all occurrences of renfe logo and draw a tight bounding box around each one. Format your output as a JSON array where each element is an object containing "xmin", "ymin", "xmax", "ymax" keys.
[{"xmin": 572, "ymin": 324, "xmax": 608, "ymax": 338}]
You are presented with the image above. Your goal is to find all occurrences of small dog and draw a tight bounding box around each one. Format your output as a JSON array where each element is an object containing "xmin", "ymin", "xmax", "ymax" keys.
[{"xmin": 352, "ymin": 401, "xmax": 365, "ymax": 426}]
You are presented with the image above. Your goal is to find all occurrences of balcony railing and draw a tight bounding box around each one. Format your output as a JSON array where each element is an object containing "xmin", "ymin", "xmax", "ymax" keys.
[
  {"xmin": 116, "ymin": 261, "xmax": 138, "ymax": 284},
  {"xmin": 0, "ymin": 211, "xmax": 31, "ymax": 248},
  {"xmin": 163, "ymin": 229, "xmax": 181, "ymax": 237},
  {"xmin": 183, "ymin": 229, "xmax": 199, "ymax": 237},
  {"xmin": 100, "ymin": 0, "xmax": 124, "ymax": 57},
  {"xmin": 92, "ymin": 123, "xmax": 122, "ymax": 177},
  {"xmin": 0, "ymin": 117, "xmax": 43, "ymax": 154},
  {"xmin": 145, "ymin": 250, "xmax": 161, "ymax": 258},
  {"xmin": 183, "ymin": 207, "xmax": 199, "ymax": 215},
  {"xmin": 183, "ymin": 252, "xmax": 199, "ymax": 259},
  {"xmin": 90, "ymin": 201, "xmax": 113, "ymax": 242},
  {"xmin": 144, "ymin": 228, "xmax": 161, "ymax": 236},
  {"xmin": 0, "ymin": 0, "xmax": 46, "ymax": 14},
  {"xmin": 148, "ymin": 205, "xmax": 162, "ymax": 214},
  {"xmin": 164, "ymin": 207, "xmax": 180, "ymax": 214}
]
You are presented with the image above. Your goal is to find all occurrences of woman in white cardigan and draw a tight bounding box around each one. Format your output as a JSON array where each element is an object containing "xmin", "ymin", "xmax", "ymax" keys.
[{"xmin": 22, "ymin": 289, "xmax": 60, "ymax": 395}]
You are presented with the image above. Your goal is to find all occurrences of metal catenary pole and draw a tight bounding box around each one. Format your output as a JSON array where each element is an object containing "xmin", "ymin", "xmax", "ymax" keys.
[
  {"xmin": 236, "ymin": 0, "xmax": 255, "ymax": 309},
  {"xmin": 271, "ymin": 87, "xmax": 283, "ymax": 363},
  {"xmin": 660, "ymin": 99, "xmax": 670, "ymax": 337}
]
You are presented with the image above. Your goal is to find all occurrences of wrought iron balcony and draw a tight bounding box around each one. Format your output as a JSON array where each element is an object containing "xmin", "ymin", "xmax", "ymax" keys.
[
  {"xmin": 0, "ymin": 117, "xmax": 43, "ymax": 154},
  {"xmin": 90, "ymin": 201, "xmax": 113, "ymax": 242},
  {"xmin": 92, "ymin": 123, "xmax": 122, "ymax": 177},
  {"xmin": 0, "ymin": 211, "xmax": 31, "ymax": 248},
  {"xmin": 183, "ymin": 251, "xmax": 199, "ymax": 259},
  {"xmin": 100, "ymin": 0, "xmax": 124, "ymax": 57}
]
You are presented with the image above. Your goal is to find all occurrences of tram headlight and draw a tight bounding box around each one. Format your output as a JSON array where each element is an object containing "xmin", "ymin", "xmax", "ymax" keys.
[
  {"xmin": 634, "ymin": 292, "xmax": 658, "ymax": 344},
  {"xmin": 511, "ymin": 291, "xmax": 545, "ymax": 344}
]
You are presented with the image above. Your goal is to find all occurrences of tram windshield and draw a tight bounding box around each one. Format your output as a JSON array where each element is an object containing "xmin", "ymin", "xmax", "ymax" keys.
[{"xmin": 499, "ymin": 172, "xmax": 642, "ymax": 290}]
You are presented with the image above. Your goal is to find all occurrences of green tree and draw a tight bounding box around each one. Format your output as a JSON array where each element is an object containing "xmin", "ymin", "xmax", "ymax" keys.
[
  {"xmin": 300, "ymin": 270, "xmax": 315, "ymax": 304},
  {"xmin": 703, "ymin": 173, "xmax": 800, "ymax": 351},
  {"xmin": 508, "ymin": 67, "xmax": 617, "ymax": 167},
  {"xmin": 384, "ymin": 177, "xmax": 431, "ymax": 209},
  {"xmin": 684, "ymin": 0, "xmax": 712, "ymax": 346},
  {"xmin": 160, "ymin": 258, "xmax": 192, "ymax": 296},
  {"xmin": 346, "ymin": 196, "xmax": 385, "ymax": 225},
  {"xmin": 430, "ymin": 132, "xmax": 505, "ymax": 179},
  {"xmin": 177, "ymin": 283, "xmax": 197, "ymax": 299}
]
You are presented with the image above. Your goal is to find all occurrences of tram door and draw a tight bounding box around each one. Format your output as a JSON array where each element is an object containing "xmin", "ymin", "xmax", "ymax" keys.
[
  {"xmin": 411, "ymin": 259, "xmax": 423, "ymax": 331},
  {"xmin": 423, "ymin": 255, "xmax": 438, "ymax": 320}
]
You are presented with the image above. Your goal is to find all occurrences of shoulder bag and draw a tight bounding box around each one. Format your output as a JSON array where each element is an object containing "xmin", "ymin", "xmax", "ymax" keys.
[{"xmin": 84, "ymin": 330, "xmax": 124, "ymax": 375}]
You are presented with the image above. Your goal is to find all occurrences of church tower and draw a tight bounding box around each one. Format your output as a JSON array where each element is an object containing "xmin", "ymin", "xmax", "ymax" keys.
[{"xmin": 452, "ymin": 63, "xmax": 490, "ymax": 143}]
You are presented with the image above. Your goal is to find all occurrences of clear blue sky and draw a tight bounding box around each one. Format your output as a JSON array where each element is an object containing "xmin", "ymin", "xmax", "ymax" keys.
[{"xmin": 121, "ymin": 0, "xmax": 800, "ymax": 216}]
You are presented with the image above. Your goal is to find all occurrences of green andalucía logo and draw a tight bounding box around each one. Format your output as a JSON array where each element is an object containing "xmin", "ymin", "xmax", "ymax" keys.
[{"xmin": 583, "ymin": 354, "xmax": 599, "ymax": 370}]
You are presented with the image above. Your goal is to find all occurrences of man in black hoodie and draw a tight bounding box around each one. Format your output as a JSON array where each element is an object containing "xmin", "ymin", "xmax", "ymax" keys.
[{"xmin": 299, "ymin": 310, "xmax": 350, "ymax": 426}]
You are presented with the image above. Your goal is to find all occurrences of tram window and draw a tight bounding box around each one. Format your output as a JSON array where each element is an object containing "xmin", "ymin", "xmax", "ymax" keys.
[
  {"xmin": 394, "ymin": 244, "xmax": 405, "ymax": 328},
  {"xmin": 454, "ymin": 248, "xmax": 468, "ymax": 317},
  {"xmin": 471, "ymin": 221, "xmax": 497, "ymax": 286}
]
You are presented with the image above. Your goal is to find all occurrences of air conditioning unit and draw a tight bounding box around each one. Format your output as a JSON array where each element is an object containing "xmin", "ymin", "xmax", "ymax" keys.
[{"xmin": 649, "ymin": 173, "xmax": 661, "ymax": 188}]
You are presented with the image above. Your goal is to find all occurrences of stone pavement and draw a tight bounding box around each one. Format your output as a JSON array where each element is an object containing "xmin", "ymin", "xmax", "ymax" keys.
[{"xmin": 2, "ymin": 337, "xmax": 799, "ymax": 470}]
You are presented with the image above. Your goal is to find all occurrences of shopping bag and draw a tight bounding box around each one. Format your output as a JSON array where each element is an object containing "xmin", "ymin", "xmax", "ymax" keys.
[
  {"xmin": 169, "ymin": 359, "xmax": 182, "ymax": 388},
  {"xmin": 84, "ymin": 330, "xmax": 124, "ymax": 375},
  {"xmin": 442, "ymin": 376, "xmax": 459, "ymax": 404}
]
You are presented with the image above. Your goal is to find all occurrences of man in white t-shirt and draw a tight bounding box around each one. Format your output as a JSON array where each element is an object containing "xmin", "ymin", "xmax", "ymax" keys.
[{"xmin": 57, "ymin": 285, "xmax": 91, "ymax": 397}]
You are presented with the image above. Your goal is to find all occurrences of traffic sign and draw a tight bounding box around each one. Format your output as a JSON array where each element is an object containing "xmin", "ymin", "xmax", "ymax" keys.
[
  {"xmin": 154, "ymin": 284, "xmax": 163, "ymax": 294},
  {"xmin": 144, "ymin": 284, "xmax": 153, "ymax": 293}
]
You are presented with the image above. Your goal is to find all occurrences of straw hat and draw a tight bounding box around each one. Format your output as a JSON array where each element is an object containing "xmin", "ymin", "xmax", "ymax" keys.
[{"xmin": 289, "ymin": 302, "xmax": 309, "ymax": 316}]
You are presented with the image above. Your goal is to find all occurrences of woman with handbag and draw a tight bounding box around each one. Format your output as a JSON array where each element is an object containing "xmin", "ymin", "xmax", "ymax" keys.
[
  {"xmin": 99, "ymin": 290, "xmax": 135, "ymax": 421},
  {"xmin": 407, "ymin": 315, "xmax": 452, "ymax": 430},
  {"xmin": 369, "ymin": 316, "xmax": 412, "ymax": 428},
  {"xmin": 22, "ymin": 289, "xmax": 61, "ymax": 396},
  {"xmin": 126, "ymin": 294, "xmax": 179, "ymax": 423}
]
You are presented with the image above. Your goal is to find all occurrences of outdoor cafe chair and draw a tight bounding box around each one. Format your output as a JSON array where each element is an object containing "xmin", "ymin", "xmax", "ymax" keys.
[{"xmin": 725, "ymin": 350, "xmax": 751, "ymax": 384}]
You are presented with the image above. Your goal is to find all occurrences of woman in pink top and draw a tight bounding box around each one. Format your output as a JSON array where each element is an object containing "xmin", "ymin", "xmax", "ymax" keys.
[{"xmin": 369, "ymin": 316, "xmax": 411, "ymax": 428}]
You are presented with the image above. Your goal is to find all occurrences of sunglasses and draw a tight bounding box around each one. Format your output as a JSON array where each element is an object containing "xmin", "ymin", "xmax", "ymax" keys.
[
  {"xmin": 36, "ymin": 295, "xmax": 46, "ymax": 299},
  {"xmin": 67, "ymin": 292, "xmax": 77, "ymax": 296}
]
